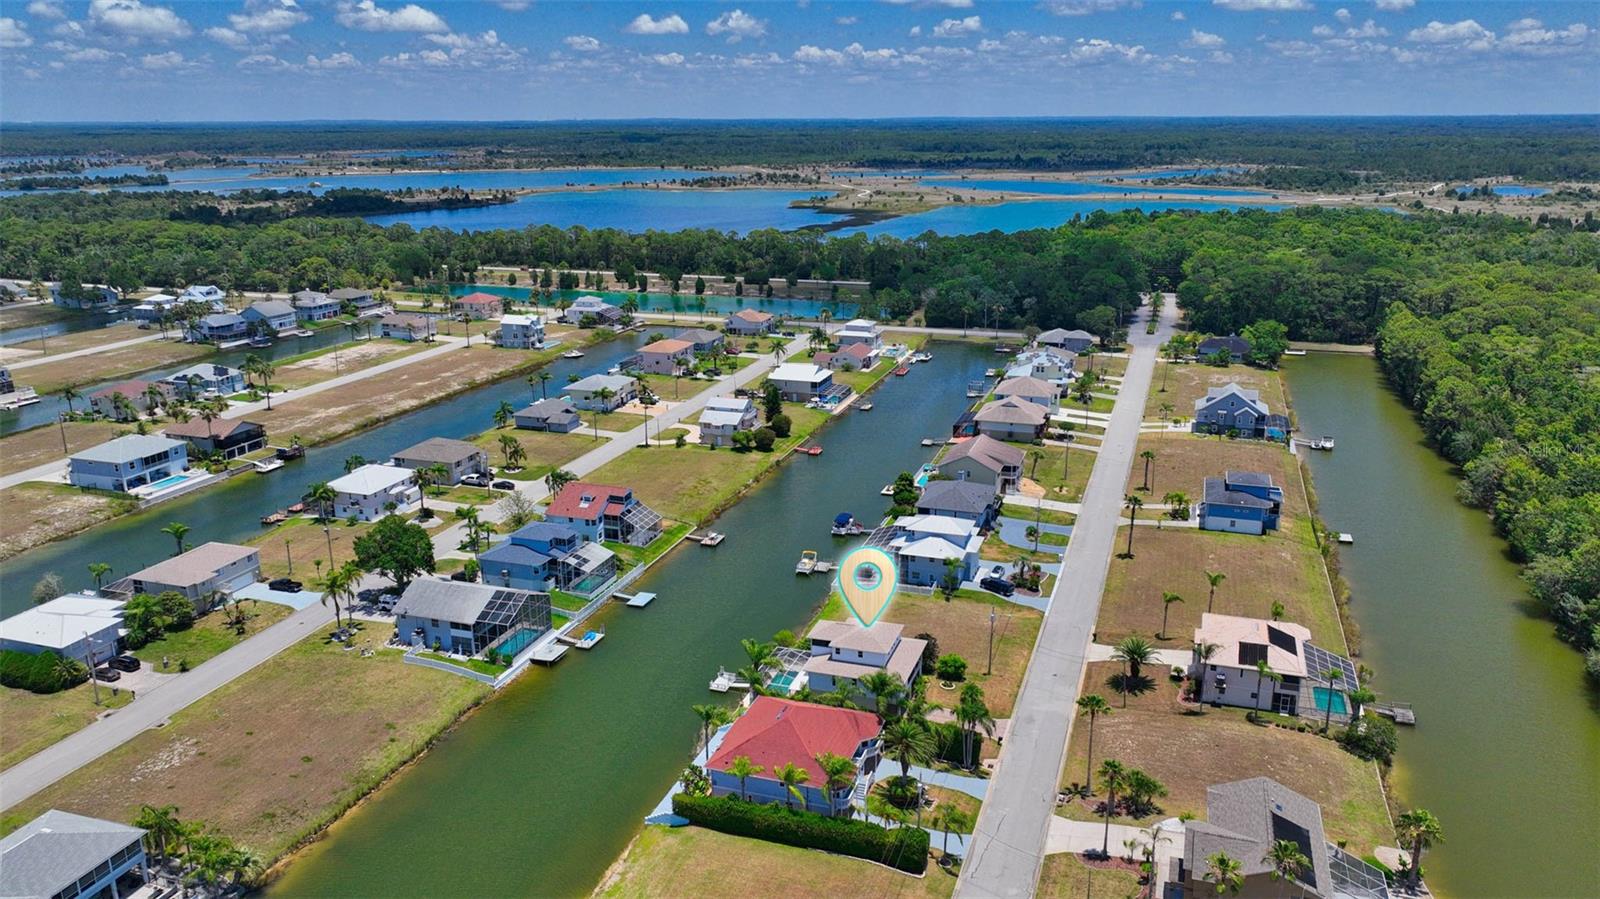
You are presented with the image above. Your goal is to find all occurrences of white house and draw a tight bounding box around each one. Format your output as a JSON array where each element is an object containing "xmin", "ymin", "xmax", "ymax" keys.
[
  {"xmin": 68, "ymin": 434, "xmax": 188, "ymax": 493},
  {"xmin": 327, "ymin": 463, "xmax": 421, "ymax": 521},
  {"xmin": 130, "ymin": 293, "xmax": 179, "ymax": 322},
  {"xmin": 162, "ymin": 363, "xmax": 245, "ymax": 397},
  {"xmin": 1191, "ymin": 613, "xmax": 1357, "ymax": 722},
  {"xmin": 725, "ymin": 308, "xmax": 775, "ymax": 336},
  {"xmin": 179, "ymin": 285, "xmax": 225, "ymax": 305},
  {"xmin": 566, "ymin": 374, "xmax": 637, "ymax": 412},
  {"xmin": 379, "ymin": 313, "xmax": 436, "ymax": 342},
  {"xmin": 1005, "ymin": 348, "xmax": 1076, "ymax": 385},
  {"xmin": 883, "ymin": 514, "xmax": 983, "ymax": 588},
  {"xmin": 767, "ymin": 362, "xmax": 834, "ymax": 400},
  {"xmin": 52, "ymin": 284, "xmax": 119, "ymax": 310},
  {"xmin": 292, "ymin": 290, "xmax": 340, "ymax": 321},
  {"xmin": 124, "ymin": 542, "xmax": 262, "ymax": 612},
  {"xmin": 0, "ymin": 810, "xmax": 149, "ymax": 899},
  {"xmin": 498, "ymin": 314, "xmax": 546, "ymax": 349},
  {"xmin": 561, "ymin": 295, "xmax": 623, "ymax": 326},
  {"xmin": 697, "ymin": 395, "xmax": 758, "ymax": 447},
  {"xmin": 0, "ymin": 593, "xmax": 125, "ymax": 661},
  {"xmin": 802, "ymin": 620, "xmax": 926, "ymax": 705},
  {"xmin": 635, "ymin": 338, "xmax": 695, "ymax": 375},
  {"xmin": 835, "ymin": 318, "xmax": 883, "ymax": 350}
]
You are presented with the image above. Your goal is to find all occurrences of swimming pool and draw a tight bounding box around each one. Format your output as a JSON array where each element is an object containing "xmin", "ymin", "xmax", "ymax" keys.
[
  {"xmin": 768, "ymin": 670, "xmax": 800, "ymax": 693},
  {"xmin": 142, "ymin": 471, "xmax": 200, "ymax": 492},
  {"xmin": 1312, "ymin": 687, "xmax": 1348, "ymax": 715},
  {"xmin": 494, "ymin": 627, "xmax": 541, "ymax": 659}
]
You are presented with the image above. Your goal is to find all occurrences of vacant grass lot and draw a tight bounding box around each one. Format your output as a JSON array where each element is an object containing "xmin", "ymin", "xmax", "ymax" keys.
[
  {"xmin": 1018, "ymin": 442, "xmax": 1095, "ymax": 502},
  {"xmin": 131, "ymin": 600, "xmax": 295, "ymax": 669},
  {"xmin": 1129, "ymin": 433, "xmax": 1305, "ymax": 519},
  {"xmin": 0, "ymin": 683, "xmax": 132, "ymax": 772},
  {"xmin": 1075, "ymin": 354, "xmax": 1128, "ymax": 378},
  {"xmin": 0, "ymin": 483, "xmax": 138, "ymax": 561},
  {"xmin": 979, "ymin": 532, "xmax": 1059, "ymax": 567},
  {"xmin": 1145, "ymin": 361, "xmax": 1287, "ymax": 421},
  {"xmin": 597, "ymin": 824, "xmax": 954, "ymax": 899},
  {"xmin": 0, "ymin": 635, "xmax": 490, "ymax": 862},
  {"xmin": 19, "ymin": 339, "xmax": 212, "ymax": 395},
  {"xmin": 1059, "ymin": 662, "xmax": 1392, "ymax": 856},
  {"xmin": 269, "ymin": 339, "xmax": 426, "ymax": 390},
  {"xmin": 0, "ymin": 419, "xmax": 126, "ymax": 476},
  {"xmin": 469, "ymin": 427, "xmax": 596, "ymax": 481},
  {"xmin": 1037, "ymin": 852, "xmax": 1141, "ymax": 899}
]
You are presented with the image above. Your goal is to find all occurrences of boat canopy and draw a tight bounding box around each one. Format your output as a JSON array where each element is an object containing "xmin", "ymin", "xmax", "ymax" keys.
[{"xmin": 833, "ymin": 512, "xmax": 854, "ymax": 527}]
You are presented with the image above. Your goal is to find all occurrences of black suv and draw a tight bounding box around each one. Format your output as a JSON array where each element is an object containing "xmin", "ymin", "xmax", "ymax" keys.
[
  {"xmin": 980, "ymin": 576, "xmax": 1016, "ymax": 597},
  {"xmin": 106, "ymin": 655, "xmax": 141, "ymax": 673},
  {"xmin": 93, "ymin": 666, "xmax": 122, "ymax": 682},
  {"xmin": 269, "ymin": 577, "xmax": 303, "ymax": 593}
]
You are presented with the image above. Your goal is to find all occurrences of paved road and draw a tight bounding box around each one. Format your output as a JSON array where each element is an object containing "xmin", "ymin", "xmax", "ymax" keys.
[
  {"xmin": 4, "ymin": 331, "xmax": 171, "ymax": 369},
  {"xmin": 956, "ymin": 297, "xmax": 1177, "ymax": 898}
]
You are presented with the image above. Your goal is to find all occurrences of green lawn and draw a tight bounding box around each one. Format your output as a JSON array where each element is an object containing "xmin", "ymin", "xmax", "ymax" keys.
[
  {"xmin": 0, "ymin": 683, "xmax": 133, "ymax": 771},
  {"xmin": 131, "ymin": 601, "xmax": 295, "ymax": 669},
  {"xmin": 1001, "ymin": 503, "xmax": 1076, "ymax": 527},
  {"xmin": 550, "ymin": 590, "xmax": 591, "ymax": 612},
  {"xmin": 417, "ymin": 651, "xmax": 505, "ymax": 676},
  {"xmin": 1020, "ymin": 443, "xmax": 1096, "ymax": 501},
  {"xmin": 606, "ymin": 523, "xmax": 693, "ymax": 572}
]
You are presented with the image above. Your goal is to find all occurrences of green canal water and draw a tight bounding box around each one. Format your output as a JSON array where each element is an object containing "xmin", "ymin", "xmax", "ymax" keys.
[
  {"xmin": 266, "ymin": 343, "xmax": 996, "ymax": 896},
  {"xmin": 1285, "ymin": 353, "xmax": 1600, "ymax": 898}
]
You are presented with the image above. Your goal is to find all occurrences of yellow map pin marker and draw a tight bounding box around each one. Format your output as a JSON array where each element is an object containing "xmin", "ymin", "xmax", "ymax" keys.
[{"xmin": 837, "ymin": 546, "xmax": 898, "ymax": 627}]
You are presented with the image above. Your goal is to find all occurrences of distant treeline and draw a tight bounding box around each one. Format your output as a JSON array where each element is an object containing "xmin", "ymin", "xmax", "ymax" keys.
[
  {"xmin": 6, "ymin": 117, "xmax": 1599, "ymax": 180},
  {"xmin": 0, "ymin": 173, "xmax": 169, "ymax": 191},
  {"xmin": 1155, "ymin": 166, "xmax": 1368, "ymax": 193}
]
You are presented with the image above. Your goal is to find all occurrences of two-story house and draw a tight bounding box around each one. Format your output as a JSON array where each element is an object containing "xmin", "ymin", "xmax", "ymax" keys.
[
  {"xmin": 1199, "ymin": 470, "xmax": 1284, "ymax": 535},
  {"xmin": 973, "ymin": 396, "xmax": 1049, "ymax": 442},
  {"xmin": 162, "ymin": 363, "xmax": 246, "ymax": 398},
  {"xmin": 241, "ymin": 300, "xmax": 297, "ymax": 335},
  {"xmin": 938, "ymin": 435, "xmax": 1024, "ymax": 494},
  {"xmin": 326, "ymin": 463, "xmax": 421, "ymax": 521},
  {"xmin": 392, "ymin": 578, "xmax": 552, "ymax": 657},
  {"xmin": 706, "ymin": 697, "xmax": 882, "ymax": 816},
  {"xmin": 636, "ymin": 338, "xmax": 695, "ymax": 375},
  {"xmin": 88, "ymin": 379, "xmax": 171, "ymax": 420},
  {"xmin": 515, "ymin": 398, "xmax": 583, "ymax": 433},
  {"xmin": 498, "ymin": 314, "xmax": 546, "ymax": 349},
  {"xmin": 915, "ymin": 479, "xmax": 1001, "ymax": 529},
  {"xmin": 292, "ymin": 290, "xmax": 340, "ymax": 322},
  {"xmin": 379, "ymin": 313, "xmax": 436, "ymax": 342},
  {"xmin": 452, "ymin": 292, "xmax": 503, "ymax": 320},
  {"xmin": 391, "ymin": 437, "xmax": 489, "ymax": 485},
  {"xmin": 566, "ymin": 374, "xmax": 638, "ymax": 411},
  {"xmin": 478, "ymin": 520, "xmax": 620, "ymax": 596},
  {"xmin": 697, "ymin": 395, "xmax": 758, "ymax": 447},
  {"xmin": 993, "ymin": 375, "xmax": 1060, "ymax": 407},
  {"xmin": 725, "ymin": 308, "xmax": 775, "ymax": 336},
  {"xmin": 813, "ymin": 342, "xmax": 878, "ymax": 372},
  {"xmin": 881, "ymin": 514, "xmax": 983, "ymax": 588},
  {"xmin": 802, "ymin": 621, "xmax": 926, "ymax": 707},
  {"xmin": 544, "ymin": 481, "xmax": 662, "ymax": 546},
  {"xmin": 1190, "ymin": 613, "xmax": 1359, "ymax": 725},
  {"xmin": 561, "ymin": 295, "xmax": 623, "ymax": 326},
  {"xmin": 162, "ymin": 417, "xmax": 267, "ymax": 460},
  {"xmin": 767, "ymin": 362, "xmax": 836, "ymax": 401},
  {"xmin": 330, "ymin": 287, "xmax": 381, "ymax": 316},
  {"xmin": 189, "ymin": 312, "xmax": 248, "ymax": 343},
  {"xmin": 68, "ymin": 434, "xmax": 188, "ymax": 492},
  {"xmin": 834, "ymin": 318, "xmax": 883, "ymax": 350},
  {"xmin": 1193, "ymin": 382, "xmax": 1290, "ymax": 439},
  {"xmin": 673, "ymin": 327, "xmax": 725, "ymax": 354},
  {"xmin": 1004, "ymin": 347, "xmax": 1077, "ymax": 386}
]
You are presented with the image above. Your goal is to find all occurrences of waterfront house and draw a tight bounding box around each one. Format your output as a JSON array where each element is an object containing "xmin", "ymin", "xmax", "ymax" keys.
[
  {"xmin": 993, "ymin": 375, "xmax": 1060, "ymax": 407},
  {"xmin": 130, "ymin": 292, "xmax": 179, "ymax": 322},
  {"xmin": 566, "ymin": 373, "xmax": 638, "ymax": 412},
  {"xmin": 292, "ymin": 289, "xmax": 340, "ymax": 322},
  {"xmin": 392, "ymin": 578, "xmax": 552, "ymax": 657},
  {"xmin": 835, "ymin": 318, "xmax": 884, "ymax": 350},
  {"xmin": 636, "ymin": 338, "xmax": 696, "ymax": 375},
  {"xmin": 974, "ymin": 396, "xmax": 1049, "ymax": 442},
  {"xmin": 1172, "ymin": 778, "xmax": 1391, "ymax": 899},
  {"xmin": 697, "ymin": 395, "xmax": 759, "ymax": 447},
  {"xmin": 814, "ymin": 341, "xmax": 878, "ymax": 372},
  {"xmin": 0, "ymin": 810, "xmax": 148, "ymax": 899},
  {"xmin": 162, "ymin": 363, "xmax": 246, "ymax": 398},
  {"xmin": 938, "ymin": 435, "xmax": 1024, "ymax": 494},
  {"xmin": 802, "ymin": 621, "xmax": 926, "ymax": 706},
  {"xmin": 241, "ymin": 299, "xmax": 297, "ymax": 334},
  {"xmin": 327, "ymin": 463, "xmax": 421, "ymax": 521},
  {"xmin": 52, "ymin": 283, "xmax": 120, "ymax": 310},
  {"xmin": 706, "ymin": 697, "xmax": 882, "ymax": 816},
  {"xmin": 916, "ymin": 480, "xmax": 1001, "ymax": 529},
  {"xmin": 545, "ymin": 481, "xmax": 662, "ymax": 546},
  {"xmin": 179, "ymin": 284, "xmax": 225, "ymax": 305},
  {"xmin": 391, "ymin": 436, "xmax": 489, "ymax": 485},
  {"xmin": 872, "ymin": 514, "xmax": 984, "ymax": 588},
  {"xmin": 330, "ymin": 287, "xmax": 381, "ymax": 315},
  {"xmin": 561, "ymin": 295, "xmax": 623, "ymax": 326},
  {"xmin": 0, "ymin": 594, "xmax": 125, "ymax": 661},
  {"xmin": 189, "ymin": 312, "xmax": 248, "ymax": 343},
  {"xmin": 1199, "ymin": 470, "xmax": 1284, "ymax": 535},
  {"xmin": 673, "ymin": 327, "xmax": 725, "ymax": 354},
  {"xmin": 498, "ymin": 314, "xmax": 546, "ymax": 349},
  {"xmin": 68, "ymin": 434, "xmax": 187, "ymax": 493},
  {"xmin": 479, "ymin": 520, "xmax": 620, "ymax": 595},
  {"xmin": 1005, "ymin": 348, "xmax": 1076, "ymax": 385},
  {"xmin": 726, "ymin": 308, "xmax": 775, "ymax": 336},
  {"xmin": 1193, "ymin": 383, "xmax": 1290, "ymax": 440},
  {"xmin": 1035, "ymin": 328, "xmax": 1098, "ymax": 353},
  {"xmin": 1191, "ymin": 613, "xmax": 1359, "ymax": 724},
  {"xmin": 767, "ymin": 362, "xmax": 835, "ymax": 401},
  {"xmin": 515, "ymin": 398, "xmax": 583, "ymax": 433},
  {"xmin": 1198, "ymin": 334, "xmax": 1252, "ymax": 363},
  {"xmin": 162, "ymin": 417, "xmax": 267, "ymax": 460},
  {"xmin": 379, "ymin": 313, "xmax": 436, "ymax": 342},
  {"xmin": 123, "ymin": 542, "xmax": 262, "ymax": 612},
  {"xmin": 453, "ymin": 292, "xmax": 503, "ymax": 320},
  {"xmin": 88, "ymin": 379, "xmax": 171, "ymax": 420}
]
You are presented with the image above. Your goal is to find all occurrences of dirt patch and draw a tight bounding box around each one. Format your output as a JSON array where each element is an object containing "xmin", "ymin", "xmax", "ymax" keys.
[
  {"xmin": 0, "ymin": 420, "xmax": 127, "ymax": 476},
  {"xmin": 876, "ymin": 591, "xmax": 1041, "ymax": 719},
  {"xmin": 0, "ymin": 483, "xmax": 137, "ymax": 561},
  {"xmin": 1146, "ymin": 361, "xmax": 1286, "ymax": 422},
  {"xmin": 18, "ymin": 340, "xmax": 211, "ymax": 395}
]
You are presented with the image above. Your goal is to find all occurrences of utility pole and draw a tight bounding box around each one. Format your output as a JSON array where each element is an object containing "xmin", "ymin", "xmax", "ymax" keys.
[
  {"xmin": 285, "ymin": 540, "xmax": 293, "ymax": 577},
  {"xmin": 323, "ymin": 525, "xmax": 334, "ymax": 568},
  {"xmin": 83, "ymin": 633, "xmax": 101, "ymax": 706},
  {"xmin": 57, "ymin": 413, "xmax": 68, "ymax": 453},
  {"xmin": 986, "ymin": 607, "xmax": 996, "ymax": 675}
]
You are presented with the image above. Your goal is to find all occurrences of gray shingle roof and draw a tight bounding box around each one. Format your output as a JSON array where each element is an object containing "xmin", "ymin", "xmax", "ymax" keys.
[
  {"xmin": 392, "ymin": 437, "xmax": 484, "ymax": 466},
  {"xmin": 248, "ymin": 299, "xmax": 294, "ymax": 318},
  {"xmin": 393, "ymin": 579, "xmax": 501, "ymax": 624},
  {"xmin": 0, "ymin": 810, "xmax": 144, "ymax": 899},
  {"xmin": 1187, "ymin": 778, "xmax": 1330, "ymax": 889},
  {"xmin": 70, "ymin": 434, "xmax": 184, "ymax": 464},
  {"xmin": 941, "ymin": 434, "xmax": 1024, "ymax": 473},
  {"xmin": 917, "ymin": 480, "xmax": 996, "ymax": 516},
  {"xmin": 1203, "ymin": 476, "xmax": 1274, "ymax": 509},
  {"xmin": 1198, "ymin": 334, "xmax": 1252, "ymax": 356}
]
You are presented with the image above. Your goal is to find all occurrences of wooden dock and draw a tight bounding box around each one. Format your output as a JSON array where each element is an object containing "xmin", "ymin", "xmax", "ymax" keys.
[
  {"xmin": 617, "ymin": 592, "xmax": 657, "ymax": 608},
  {"xmin": 530, "ymin": 643, "xmax": 568, "ymax": 665},
  {"xmin": 1372, "ymin": 702, "xmax": 1416, "ymax": 725},
  {"xmin": 557, "ymin": 625, "xmax": 606, "ymax": 650}
]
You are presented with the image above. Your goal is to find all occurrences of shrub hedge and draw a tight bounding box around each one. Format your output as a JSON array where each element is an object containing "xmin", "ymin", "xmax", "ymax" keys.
[
  {"xmin": 0, "ymin": 649, "xmax": 89, "ymax": 694},
  {"xmin": 672, "ymin": 793, "xmax": 929, "ymax": 874}
]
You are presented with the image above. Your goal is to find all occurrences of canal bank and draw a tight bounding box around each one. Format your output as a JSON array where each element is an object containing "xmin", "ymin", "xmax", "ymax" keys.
[
  {"xmin": 1285, "ymin": 353, "xmax": 1600, "ymax": 898},
  {"xmin": 264, "ymin": 342, "xmax": 995, "ymax": 897}
]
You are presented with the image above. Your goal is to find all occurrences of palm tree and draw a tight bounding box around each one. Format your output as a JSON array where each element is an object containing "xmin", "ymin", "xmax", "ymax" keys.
[
  {"xmin": 1026, "ymin": 524, "xmax": 1041, "ymax": 553},
  {"xmin": 1204, "ymin": 570, "xmax": 1226, "ymax": 613},
  {"xmin": 133, "ymin": 804, "xmax": 184, "ymax": 874},
  {"xmin": 880, "ymin": 717, "xmax": 936, "ymax": 785},
  {"xmin": 1112, "ymin": 635, "xmax": 1155, "ymax": 706},
  {"xmin": 1252, "ymin": 660, "xmax": 1281, "ymax": 722},
  {"xmin": 740, "ymin": 637, "xmax": 777, "ymax": 672},
  {"xmin": 159, "ymin": 522, "xmax": 190, "ymax": 557},
  {"xmin": 1264, "ymin": 839, "xmax": 1311, "ymax": 894},
  {"xmin": 593, "ymin": 387, "xmax": 615, "ymax": 438},
  {"xmin": 1395, "ymin": 808, "xmax": 1444, "ymax": 891},
  {"xmin": 536, "ymin": 370, "xmax": 552, "ymax": 400},
  {"xmin": 87, "ymin": 562, "xmax": 113, "ymax": 590},
  {"xmin": 691, "ymin": 703, "xmax": 732, "ymax": 757},
  {"xmin": 320, "ymin": 561, "xmax": 361, "ymax": 630},
  {"xmin": 415, "ymin": 464, "xmax": 448, "ymax": 518},
  {"xmin": 1076, "ymin": 693, "xmax": 1112, "ymax": 789},
  {"xmin": 492, "ymin": 400, "xmax": 515, "ymax": 429},
  {"xmin": 1203, "ymin": 851, "xmax": 1245, "ymax": 895},
  {"xmin": 726, "ymin": 755, "xmax": 764, "ymax": 801},
  {"xmin": 933, "ymin": 805, "xmax": 972, "ymax": 859},
  {"xmin": 814, "ymin": 751, "xmax": 857, "ymax": 817},
  {"xmin": 955, "ymin": 682, "xmax": 995, "ymax": 769},
  {"xmin": 858, "ymin": 671, "xmax": 904, "ymax": 717},
  {"xmin": 1320, "ymin": 668, "xmax": 1344, "ymax": 732},
  {"xmin": 343, "ymin": 454, "xmax": 367, "ymax": 474},
  {"xmin": 497, "ymin": 433, "xmax": 522, "ymax": 469},
  {"xmin": 143, "ymin": 384, "xmax": 168, "ymax": 418},
  {"xmin": 241, "ymin": 352, "xmax": 264, "ymax": 388},
  {"xmin": 544, "ymin": 468, "xmax": 577, "ymax": 496},
  {"xmin": 1159, "ymin": 591, "xmax": 1184, "ymax": 639},
  {"xmin": 305, "ymin": 482, "xmax": 337, "ymax": 521},
  {"xmin": 1097, "ymin": 759, "xmax": 1128, "ymax": 856},
  {"xmin": 773, "ymin": 762, "xmax": 810, "ymax": 811},
  {"xmin": 1123, "ymin": 494, "xmax": 1143, "ymax": 556},
  {"xmin": 1139, "ymin": 449, "xmax": 1156, "ymax": 491},
  {"xmin": 61, "ymin": 385, "xmax": 81, "ymax": 416}
]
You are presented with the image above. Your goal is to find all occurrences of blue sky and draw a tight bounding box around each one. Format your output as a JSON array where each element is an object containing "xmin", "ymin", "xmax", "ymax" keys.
[{"xmin": 0, "ymin": 1, "xmax": 1595, "ymax": 121}]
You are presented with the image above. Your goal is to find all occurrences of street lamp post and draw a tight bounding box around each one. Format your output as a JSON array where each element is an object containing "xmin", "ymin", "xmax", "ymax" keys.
[{"xmin": 83, "ymin": 633, "xmax": 101, "ymax": 706}]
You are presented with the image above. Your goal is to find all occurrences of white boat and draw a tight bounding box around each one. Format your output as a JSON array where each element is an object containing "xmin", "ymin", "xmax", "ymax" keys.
[
  {"xmin": 0, "ymin": 387, "xmax": 40, "ymax": 411},
  {"xmin": 1337, "ymin": 533, "xmax": 1355, "ymax": 544},
  {"xmin": 561, "ymin": 349, "xmax": 584, "ymax": 359},
  {"xmin": 795, "ymin": 550, "xmax": 818, "ymax": 575},
  {"xmin": 911, "ymin": 352, "xmax": 933, "ymax": 363},
  {"xmin": 859, "ymin": 402, "xmax": 873, "ymax": 411},
  {"xmin": 252, "ymin": 458, "xmax": 285, "ymax": 473}
]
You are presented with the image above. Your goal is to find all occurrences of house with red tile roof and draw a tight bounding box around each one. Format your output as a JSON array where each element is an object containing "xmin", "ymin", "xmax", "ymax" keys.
[
  {"xmin": 452, "ymin": 292, "xmax": 504, "ymax": 320},
  {"xmin": 543, "ymin": 482, "xmax": 663, "ymax": 546},
  {"xmin": 725, "ymin": 307, "xmax": 775, "ymax": 336},
  {"xmin": 88, "ymin": 379, "xmax": 172, "ymax": 421},
  {"xmin": 706, "ymin": 696, "xmax": 882, "ymax": 815}
]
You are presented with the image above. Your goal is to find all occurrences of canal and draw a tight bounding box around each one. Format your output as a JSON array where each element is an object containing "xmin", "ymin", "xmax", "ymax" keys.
[
  {"xmin": 0, "ymin": 333, "xmax": 651, "ymax": 616},
  {"xmin": 265, "ymin": 342, "xmax": 994, "ymax": 897},
  {"xmin": 1285, "ymin": 353, "xmax": 1600, "ymax": 898}
]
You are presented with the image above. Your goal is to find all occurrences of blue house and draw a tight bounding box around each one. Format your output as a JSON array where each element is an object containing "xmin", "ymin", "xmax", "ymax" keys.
[
  {"xmin": 880, "ymin": 514, "xmax": 983, "ymax": 587},
  {"xmin": 1193, "ymin": 383, "xmax": 1291, "ymax": 440},
  {"xmin": 392, "ymin": 578, "xmax": 551, "ymax": 656},
  {"xmin": 479, "ymin": 520, "xmax": 620, "ymax": 596},
  {"xmin": 1199, "ymin": 471, "xmax": 1284, "ymax": 535},
  {"xmin": 1197, "ymin": 334, "xmax": 1252, "ymax": 363}
]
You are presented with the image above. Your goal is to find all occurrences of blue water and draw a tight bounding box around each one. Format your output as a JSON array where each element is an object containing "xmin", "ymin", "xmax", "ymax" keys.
[
  {"xmin": 1312, "ymin": 686, "xmax": 1348, "ymax": 714},
  {"xmin": 1109, "ymin": 167, "xmax": 1241, "ymax": 181},
  {"xmin": 144, "ymin": 472, "xmax": 198, "ymax": 491},
  {"xmin": 495, "ymin": 626, "xmax": 541, "ymax": 659},
  {"xmin": 839, "ymin": 198, "xmax": 1283, "ymax": 239},
  {"xmin": 768, "ymin": 670, "xmax": 799, "ymax": 691},
  {"xmin": 9, "ymin": 166, "xmax": 710, "ymax": 196},
  {"xmin": 1454, "ymin": 183, "xmax": 1549, "ymax": 197},
  {"xmin": 366, "ymin": 188, "xmax": 842, "ymax": 234},
  {"xmin": 444, "ymin": 286, "xmax": 856, "ymax": 321},
  {"xmin": 922, "ymin": 177, "xmax": 1270, "ymax": 198}
]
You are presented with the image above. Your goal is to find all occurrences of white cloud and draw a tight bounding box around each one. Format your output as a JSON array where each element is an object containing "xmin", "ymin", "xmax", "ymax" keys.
[
  {"xmin": 26, "ymin": 1, "xmax": 66, "ymax": 20},
  {"xmin": 1406, "ymin": 19, "xmax": 1493, "ymax": 50},
  {"xmin": 237, "ymin": 52, "xmax": 289, "ymax": 68},
  {"xmin": 88, "ymin": 0, "xmax": 191, "ymax": 40},
  {"xmin": 1334, "ymin": 7, "xmax": 1350, "ymax": 22},
  {"xmin": 932, "ymin": 15, "xmax": 981, "ymax": 37},
  {"xmin": 792, "ymin": 42, "xmax": 901, "ymax": 66},
  {"xmin": 65, "ymin": 45, "xmax": 118, "ymax": 61},
  {"xmin": 908, "ymin": 25, "xmax": 921, "ymax": 36},
  {"xmin": 624, "ymin": 13, "xmax": 688, "ymax": 35},
  {"xmin": 306, "ymin": 51, "xmax": 358, "ymax": 68},
  {"xmin": 1170, "ymin": 10, "xmax": 1185, "ymax": 20},
  {"xmin": 881, "ymin": 0, "xmax": 972, "ymax": 7},
  {"xmin": 1501, "ymin": 18, "xmax": 1590, "ymax": 53},
  {"xmin": 650, "ymin": 51, "xmax": 684, "ymax": 65},
  {"xmin": 228, "ymin": 0, "xmax": 306, "ymax": 33},
  {"xmin": 1213, "ymin": 0, "xmax": 1311, "ymax": 11},
  {"xmin": 0, "ymin": 17, "xmax": 34, "ymax": 47},
  {"xmin": 706, "ymin": 9, "xmax": 766, "ymax": 42},
  {"xmin": 336, "ymin": 0, "xmax": 447, "ymax": 34},
  {"xmin": 52, "ymin": 19, "xmax": 84, "ymax": 37},
  {"xmin": 1068, "ymin": 36, "xmax": 1149, "ymax": 63},
  {"xmin": 1040, "ymin": 0, "xmax": 1139, "ymax": 15},
  {"xmin": 1266, "ymin": 38, "xmax": 1321, "ymax": 57},
  {"xmin": 1312, "ymin": 24, "xmax": 1333, "ymax": 36},
  {"xmin": 139, "ymin": 49, "xmax": 185, "ymax": 68},
  {"xmin": 835, "ymin": 16, "xmax": 858, "ymax": 25},
  {"xmin": 1185, "ymin": 28, "xmax": 1225, "ymax": 47},
  {"xmin": 1209, "ymin": 49, "xmax": 1235, "ymax": 63},
  {"xmin": 1373, "ymin": 0, "xmax": 1413, "ymax": 10},
  {"xmin": 203, "ymin": 26, "xmax": 251, "ymax": 49},
  {"xmin": 563, "ymin": 34, "xmax": 600, "ymax": 51},
  {"xmin": 1344, "ymin": 19, "xmax": 1387, "ymax": 38}
]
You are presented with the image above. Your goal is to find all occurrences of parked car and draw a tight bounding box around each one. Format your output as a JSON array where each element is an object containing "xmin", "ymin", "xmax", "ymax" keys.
[
  {"xmin": 93, "ymin": 666, "xmax": 122, "ymax": 682},
  {"xmin": 460, "ymin": 473, "xmax": 492, "ymax": 487},
  {"xmin": 107, "ymin": 655, "xmax": 141, "ymax": 673},
  {"xmin": 268, "ymin": 577, "xmax": 303, "ymax": 593},
  {"xmin": 980, "ymin": 576, "xmax": 1016, "ymax": 597},
  {"xmin": 491, "ymin": 480, "xmax": 515, "ymax": 490},
  {"xmin": 989, "ymin": 564, "xmax": 1006, "ymax": 579}
]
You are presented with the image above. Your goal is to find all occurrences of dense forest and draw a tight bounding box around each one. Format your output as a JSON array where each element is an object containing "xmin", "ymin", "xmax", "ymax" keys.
[{"xmin": 5, "ymin": 117, "xmax": 1599, "ymax": 180}]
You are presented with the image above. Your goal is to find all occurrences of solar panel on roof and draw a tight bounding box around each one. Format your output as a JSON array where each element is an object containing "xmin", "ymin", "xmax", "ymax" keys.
[
  {"xmin": 1270, "ymin": 814, "xmax": 1319, "ymax": 887},
  {"xmin": 1266, "ymin": 625, "xmax": 1299, "ymax": 655},
  {"xmin": 1238, "ymin": 642, "xmax": 1268, "ymax": 666},
  {"xmin": 1303, "ymin": 643, "xmax": 1358, "ymax": 685}
]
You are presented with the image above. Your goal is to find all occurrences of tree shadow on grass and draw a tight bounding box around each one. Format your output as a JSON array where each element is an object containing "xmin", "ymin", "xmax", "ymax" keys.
[{"xmin": 1106, "ymin": 672, "xmax": 1156, "ymax": 707}]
